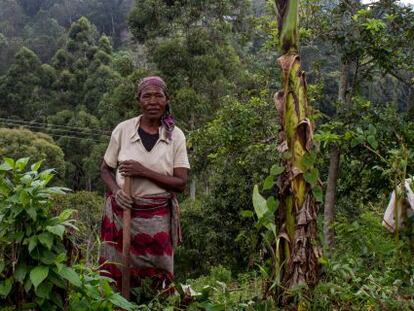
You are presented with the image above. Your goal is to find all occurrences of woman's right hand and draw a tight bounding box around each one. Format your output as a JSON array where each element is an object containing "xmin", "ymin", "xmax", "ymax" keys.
[{"xmin": 115, "ymin": 189, "xmax": 133, "ymax": 209}]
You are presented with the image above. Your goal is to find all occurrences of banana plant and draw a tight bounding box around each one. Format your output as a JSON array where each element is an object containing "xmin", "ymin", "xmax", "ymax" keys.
[{"xmin": 272, "ymin": 0, "xmax": 321, "ymax": 302}]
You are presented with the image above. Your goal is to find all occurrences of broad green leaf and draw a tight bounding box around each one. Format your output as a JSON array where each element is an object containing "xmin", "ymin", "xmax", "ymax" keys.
[
  {"xmin": 35, "ymin": 281, "xmax": 52, "ymax": 299},
  {"xmin": 38, "ymin": 169, "xmax": 56, "ymax": 185},
  {"xmin": 266, "ymin": 196, "xmax": 279, "ymax": 213},
  {"xmin": 30, "ymin": 266, "xmax": 49, "ymax": 289},
  {"xmin": 108, "ymin": 294, "xmax": 135, "ymax": 311},
  {"xmin": 240, "ymin": 210, "xmax": 254, "ymax": 218},
  {"xmin": 28, "ymin": 236, "xmax": 38, "ymax": 253},
  {"xmin": 252, "ymin": 185, "xmax": 267, "ymax": 219},
  {"xmin": 102, "ymin": 279, "xmax": 113, "ymax": 296},
  {"xmin": 313, "ymin": 186, "xmax": 323, "ymax": 203},
  {"xmin": 15, "ymin": 264, "xmax": 27, "ymax": 284},
  {"xmin": 39, "ymin": 249, "xmax": 57, "ymax": 265},
  {"xmin": 0, "ymin": 261, "xmax": 4, "ymax": 274},
  {"xmin": 367, "ymin": 135, "xmax": 378, "ymax": 149},
  {"xmin": 58, "ymin": 209, "xmax": 76, "ymax": 222},
  {"xmin": 0, "ymin": 278, "xmax": 13, "ymax": 297},
  {"xmin": 266, "ymin": 223, "xmax": 277, "ymax": 235},
  {"xmin": 270, "ymin": 165, "xmax": 284, "ymax": 176},
  {"xmin": 50, "ymin": 292, "xmax": 64, "ymax": 309},
  {"xmin": 58, "ymin": 266, "xmax": 81, "ymax": 287},
  {"xmin": 351, "ymin": 136, "xmax": 364, "ymax": 148},
  {"xmin": 55, "ymin": 253, "xmax": 67, "ymax": 264},
  {"xmin": 301, "ymin": 152, "xmax": 316, "ymax": 169},
  {"xmin": 0, "ymin": 181, "xmax": 10, "ymax": 195},
  {"xmin": 304, "ymin": 168, "xmax": 319, "ymax": 187},
  {"xmin": 0, "ymin": 162, "xmax": 13, "ymax": 171},
  {"xmin": 368, "ymin": 124, "xmax": 377, "ymax": 136},
  {"xmin": 20, "ymin": 174, "xmax": 33, "ymax": 185},
  {"xmin": 38, "ymin": 233, "xmax": 54, "ymax": 250},
  {"xmin": 19, "ymin": 190, "xmax": 30, "ymax": 206},
  {"xmin": 26, "ymin": 207, "xmax": 37, "ymax": 221},
  {"xmin": 262, "ymin": 175, "xmax": 274, "ymax": 191},
  {"xmin": 16, "ymin": 157, "xmax": 30, "ymax": 171},
  {"xmin": 13, "ymin": 231, "xmax": 24, "ymax": 243},
  {"xmin": 31, "ymin": 160, "xmax": 43, "ymax": 172},
  {"xmin": 46, "ymin": 224, "xmax": 65, "ymax": 239},
  {"xmin": 3, "ymin": 158, "xmax": 15, "ymax": 170},
  {"xmin": 24, "ymin": 278, "xmax": 32, "ymax": 293}
]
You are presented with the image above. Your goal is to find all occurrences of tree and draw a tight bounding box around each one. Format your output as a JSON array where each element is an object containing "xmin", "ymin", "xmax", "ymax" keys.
[
  {"xmin": 183, "ymin": 95, "xmax": 279, "ymax": 276},
  {"xmin": 0, "ymin": 127, "xmax": 65, "ymax": 178},
  {"xmin": 22, "ymin": 10, "xmax": 65, "ymax": 63},
  {"xmin": 128, "ymin": 0, "xmax": 256, "ymax": 130},
  {"xmin": 315, "ymin": 0, "xmax": 414, "ymax": 250},
  {"xmin": 47, "ymin": 108, "xmax": 107, "ymax": 190},
  {"xmin": 0, "ymin": 47, "xmax": 51, "ymax": 119},
  {"xmin": 50, "ymin": 17, "xmax": 121, "ymax": 115}
]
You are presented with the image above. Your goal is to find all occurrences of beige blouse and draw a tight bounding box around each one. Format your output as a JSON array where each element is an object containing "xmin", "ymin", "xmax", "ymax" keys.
[{"xmin": 104, "ymin": 115, "xmax": 190, "ymax": 196}]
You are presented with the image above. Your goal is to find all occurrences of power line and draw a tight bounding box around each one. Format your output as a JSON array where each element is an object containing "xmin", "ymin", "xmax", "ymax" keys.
[
  {"xmin": 0, "ymin": 122, "xmax": 109, "ymax": 143},
  {"xmin": 0, "ymin": 117, "xmax": 112, "ymax": 136},
  {"xmin": 0, "ymin": 120, "xmax": 109, "ymax": 139}
]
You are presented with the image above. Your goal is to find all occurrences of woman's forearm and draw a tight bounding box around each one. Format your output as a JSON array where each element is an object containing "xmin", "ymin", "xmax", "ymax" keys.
[
  {"xmin": 141, "ymin": 168, "xmax": 188, "ymax": 193},
  {"xmin": 100, "ymin": 161, "xmax": 120, "ymax": 194},
  {"xmin": 118, "ymin": 160, "xmax": 188, "ymax": 193}
]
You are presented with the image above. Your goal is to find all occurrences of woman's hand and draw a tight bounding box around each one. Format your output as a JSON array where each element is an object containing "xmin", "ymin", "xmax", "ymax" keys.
[
  {"xmin": 119, "ymin": 160, "xmax": 149, "ymax": 177},
  {"xmin": 115, "ymin": 189, "xmax": 133, "ymax": 209},
  {"xmin": 118, "ymin": 160, "xmax": 188, "ymax": 193}
]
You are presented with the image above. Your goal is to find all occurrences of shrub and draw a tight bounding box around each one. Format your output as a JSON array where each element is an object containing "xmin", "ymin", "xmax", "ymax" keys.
[{"xmin": 0, "ymin": 157, "xmax": 135, "ymax": 310}]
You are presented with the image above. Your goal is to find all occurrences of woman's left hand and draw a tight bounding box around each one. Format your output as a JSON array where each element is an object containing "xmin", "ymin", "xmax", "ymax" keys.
[{"xmin": 119, "ymin": 160, "xmax": 149, "ymax": 177}]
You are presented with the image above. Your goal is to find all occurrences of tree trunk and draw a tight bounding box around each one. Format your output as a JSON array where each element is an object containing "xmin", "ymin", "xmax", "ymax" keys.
[
  {"xmin": 273, "ymin": 0, "xmax": 321, "ymax": 302},
  {"xmin": 190, "ymin": 177, "xmax": 196, "ymax": 201},
  {"xmin": 323, "ymin": 146, "xmax": 340, "ymax": 250},
  {"xmin": 338, "ymin": 60, "xmax": 350, "ymax": 105},
  {"xmin": 323, "ymin": 60, "xmax": 349, "ymax": 251}
]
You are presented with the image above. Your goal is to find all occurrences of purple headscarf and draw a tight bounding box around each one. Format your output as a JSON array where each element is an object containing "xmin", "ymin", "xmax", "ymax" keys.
[{"xmin": 137, "ymin": 76, "xmax": 175, "ymax": 140}]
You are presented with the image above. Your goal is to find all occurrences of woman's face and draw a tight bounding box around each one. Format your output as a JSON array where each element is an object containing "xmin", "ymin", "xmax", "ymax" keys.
[{"xmin": 139, "ymin": 85, "xmax": 168, "ymax": 120}]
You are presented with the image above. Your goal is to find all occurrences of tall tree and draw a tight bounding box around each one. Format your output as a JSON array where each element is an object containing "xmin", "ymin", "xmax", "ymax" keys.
[
  {"xmin": 272, "ymin": 0, "xmax": 321, "ymax": 302},
  {"xmin": 318, "ymin": 0, "xmax": 414, "ymax": 250},
  {"xmin": 0, "ymin": 47, "xmax": 50, "ymax": 119},
  {"xmin": 128, "ymin": 0, "xmax": 255, "ymax": 130}
]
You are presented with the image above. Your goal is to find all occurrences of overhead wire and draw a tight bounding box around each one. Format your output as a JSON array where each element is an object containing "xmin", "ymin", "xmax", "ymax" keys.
[
  {"xmin": 0, "ymin": 121, "xmax": 110, "ymax": 144},
  {"xmin": 0, "ymin": 117, "xmax": 111, "ymax": 137}
]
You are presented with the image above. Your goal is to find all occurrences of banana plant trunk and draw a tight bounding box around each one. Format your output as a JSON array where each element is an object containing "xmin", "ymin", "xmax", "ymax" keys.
[{"xmin": 273, "ymin": 0, "xmax": 321, "ymax": 300}]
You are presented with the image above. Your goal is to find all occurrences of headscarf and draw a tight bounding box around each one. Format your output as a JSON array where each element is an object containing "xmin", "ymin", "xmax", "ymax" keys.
[{"xmin": 137, "ymin": 76, "xmax": 175, "ymax": 140}]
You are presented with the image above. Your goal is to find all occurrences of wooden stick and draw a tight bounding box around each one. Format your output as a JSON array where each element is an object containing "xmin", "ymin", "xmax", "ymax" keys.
[{"xmin": 121, "ymin": 177, "xmax": 131, "ymax": 299}]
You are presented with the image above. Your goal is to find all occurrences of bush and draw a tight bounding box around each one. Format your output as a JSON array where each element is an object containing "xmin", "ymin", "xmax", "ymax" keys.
[
  {"xmin": 0, "ymin": 157, "xmax": 135, "ymax": 310},
  {"xmin": 312, "ymin": 210, "xmax": 414, "ymax": 310},
  {"xmin": 53, "ymin": 191, "xmax": 104, "ymax": 265}
]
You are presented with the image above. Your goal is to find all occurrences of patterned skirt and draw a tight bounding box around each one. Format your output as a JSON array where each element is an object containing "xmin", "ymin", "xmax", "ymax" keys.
[{"xmin": 99, "ymin": 192, "xmax": 182, "ymax": 292}]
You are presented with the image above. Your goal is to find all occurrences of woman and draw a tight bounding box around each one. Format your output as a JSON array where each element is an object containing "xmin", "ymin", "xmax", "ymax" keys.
[{"xmin": 99, "ymin": 76, "xmax": 190, "ymax": 293}]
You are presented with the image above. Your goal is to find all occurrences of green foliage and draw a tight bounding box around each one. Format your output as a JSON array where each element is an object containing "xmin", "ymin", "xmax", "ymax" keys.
[
  {"xmin": 0, "ymin": 157, "xmax": 136, "ymax": 310},
  {"xmin": 128, "ymin": 0, "xmax": 257, "ymax": 130},
  {"xmin": 0, "ymin": 46, "xmax": 50, "ymax": 119},
  {"xmin": 317, "ymin": 105, "xmax": 414, "ymax": 213},
  {"xmin": 0, "ymin": 156, "xmax": 72, "ymax": 308},
  {"xmin": 22, "ymin": 10, "xmax": 65, "ymax": 63},
  {"xmin": 47, "ymin": 108, "xmax": 108, "ymax": 190},
  {"xmin": 177, "ymin": 95, "xmax": 279, "ymax": 276},
  {"xmin": 0, "ymin": 128, "xmax": 65, "ymax": 178},
  {"xmin": 52, "ymin": 191, "xmax": 104, "ymax": 265},
  {"xmin": 312, "ymin": 210, "xmax": 414, "ymax": 310}
]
